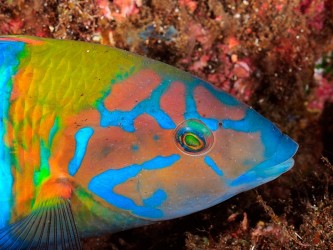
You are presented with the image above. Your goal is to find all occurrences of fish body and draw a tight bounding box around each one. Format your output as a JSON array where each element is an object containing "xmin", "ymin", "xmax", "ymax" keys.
[{"xmin": 0, "ymin": 36, "xmax": 298, "ymax": 248}]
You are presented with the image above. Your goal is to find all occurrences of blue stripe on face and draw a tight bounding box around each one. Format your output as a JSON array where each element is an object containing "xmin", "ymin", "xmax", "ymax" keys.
[
  {"xmin": 143, "ymin": 189, "xmax": 167, "ymax": 207},
  {"xmin": 204, "ymin": 156, "xmax": 224, "ymax": 176},
  {"xmin": 68, "ymin": 127, "xmax": 94, "ymax": 176},
  {"xmin": 0, "ymin": 40, "xmax": 25, "ymax": 229},
  {"xmin": 88, "ymin": 154, "xmax": 180, "ymax": 219},
  {"xmin": 97, "ymin": 79, "xmax": 176, "ymax": 132}
]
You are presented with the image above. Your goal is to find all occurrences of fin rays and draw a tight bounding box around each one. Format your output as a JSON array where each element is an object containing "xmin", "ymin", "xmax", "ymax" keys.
[{"xmin": 0, "ymin": 199, "xmax": 81, "ymax": 250}]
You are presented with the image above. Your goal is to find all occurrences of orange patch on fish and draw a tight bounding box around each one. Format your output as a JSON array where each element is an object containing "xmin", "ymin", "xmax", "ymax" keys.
[
  {"xmin": 194, "ymin": 86, "xmax": 245, "ymax": 120},
  {"xmin": 160, "ymin": 81, "xmax": 186, "ymax": 126},
  {"xmin": 104, "ymin": 69, "xmax": 161, "ymax": 111}
]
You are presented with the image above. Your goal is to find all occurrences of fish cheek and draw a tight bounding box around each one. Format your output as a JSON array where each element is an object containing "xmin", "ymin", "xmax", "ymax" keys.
[
  {"xmin": 135, "ymin": 156, "xmax": 227, "ymax": 216},
  {"xmin": 208, "ymin": 128, "xmax": 265, "ymax": 179},
  {"xmin": 72, "ymin": 127, "xmax": 136, "ymax": 186},
  {"xmin": 113, "ymin": 177, "xmax": 142, "ymax": 206},
  {"xmin": 133, "ymin": 114, "xmax": 178, "ymax": 155},
  {"xmin": 193, "ymin": 86, "xmax": 266, "ymax": 180},
  {"xmin": 74, "ymin": 115, "xmax": 177, "ymax": 191}
]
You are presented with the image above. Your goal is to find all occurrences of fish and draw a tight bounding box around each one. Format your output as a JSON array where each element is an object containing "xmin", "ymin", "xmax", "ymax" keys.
[{"xmin": 0, "ymin": 36, "xmax": 298, "ymax": 249}]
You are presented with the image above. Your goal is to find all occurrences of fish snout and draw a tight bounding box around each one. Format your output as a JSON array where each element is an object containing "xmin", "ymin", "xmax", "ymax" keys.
[{"xmin": 260, "ymin": 134, "xmax": 298, "ymax": 179}]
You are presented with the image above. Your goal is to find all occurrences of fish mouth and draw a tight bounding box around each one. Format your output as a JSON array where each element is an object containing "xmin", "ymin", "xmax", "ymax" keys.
[
  {"xmin": 262, "ymin": 157, "xmax": 295, "ymax": 179},
  {"xmin": 229, "ymin": 134, "xmax": 298, "ymax": 187},
  {"xmin": 261, "ymin": 134, "xmax": 298, "ymax": 178}
]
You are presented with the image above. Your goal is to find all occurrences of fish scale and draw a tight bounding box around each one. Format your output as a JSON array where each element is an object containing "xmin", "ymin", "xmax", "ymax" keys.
[{"xmin": 0, "ymin": 36, "xmax": 298, "ymax": 249}]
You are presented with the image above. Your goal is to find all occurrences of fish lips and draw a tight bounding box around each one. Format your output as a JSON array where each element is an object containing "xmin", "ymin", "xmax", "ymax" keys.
[{"xmin": 229, "ymin": 134, "xmax": 298, "ymax": 188}]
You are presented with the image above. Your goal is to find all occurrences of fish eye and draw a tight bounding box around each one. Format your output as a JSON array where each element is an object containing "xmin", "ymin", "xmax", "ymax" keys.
[{"xmin": 175, "ymin": 119, "xmax": 214, "ymax": 155}]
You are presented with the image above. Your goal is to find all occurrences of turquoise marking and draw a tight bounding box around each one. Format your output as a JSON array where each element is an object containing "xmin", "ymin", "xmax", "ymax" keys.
[
  {"xmin": 184, "ymin": 82, "xmax": 219, "ymax": 131},
  {"xmin": 88, "ymin": 154, "xmax": 180, "ymax": 219},
  {"xmin": 153, "ymin": 135, "xmax": 160, "ymax": 140},
  {"xmin": 0, "ymin": 40, "xmax": 25, "ymax": 228},
  {"xmin": 110, "ymin": 66, "xmax": 135, "ymax": 84},
  {"xmin": 132, "ymin": 144, "xmax": 139, "ymax": 151},
  {"xmin": 183, "ymin": 79, "xmax": 242, "ymax": 131},
  {"xmin": 229, "ymin": 159, "xmax": 295, "ymax": 188},
  {"xmin": 204, "ymin": 156, "xmax": 224, "ymax": 176},
  {"xmin": 97, "ymin": 79, "xmax": 176, "ymax": 132},
  {"xmin": 69, "ymin": 127, "xmax": 94, "ymax": 176},
  {"xmin": 48, "ymin": 116, "xmax": 60, "ymax": 146},
  {"xmin": 143, "ymin": 189, "xmax": 167, "ymax": 207}
]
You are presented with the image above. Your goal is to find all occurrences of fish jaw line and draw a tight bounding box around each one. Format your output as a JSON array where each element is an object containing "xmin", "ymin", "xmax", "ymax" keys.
[{"xmin": 228, "ymin": 134, "xmax": 298, "ymax": 188}]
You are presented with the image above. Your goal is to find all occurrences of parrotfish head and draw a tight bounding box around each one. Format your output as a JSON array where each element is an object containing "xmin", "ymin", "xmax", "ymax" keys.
[
  {"xmin": 85, "ymin": 67, "xmax": 298, "ymax": 222},
  {"xmin": 0, "ymin": 36, "xmax": 298, "ymax": 238}
]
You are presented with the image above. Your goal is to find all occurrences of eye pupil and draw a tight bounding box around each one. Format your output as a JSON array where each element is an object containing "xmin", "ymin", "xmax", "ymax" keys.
[{"xmin": 183, "ymin": 133, "xmax": 203, "ymax": 149}]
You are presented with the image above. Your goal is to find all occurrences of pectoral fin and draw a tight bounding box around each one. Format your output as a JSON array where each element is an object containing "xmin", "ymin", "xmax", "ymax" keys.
[{"xmin": 0, "ymin": 198, "xmax": 81, "ymax": 250}]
